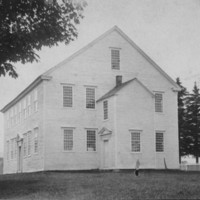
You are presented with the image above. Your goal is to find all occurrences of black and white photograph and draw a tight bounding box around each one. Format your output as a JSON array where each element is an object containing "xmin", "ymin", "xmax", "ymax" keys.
[{"xmin": 0, "ymin": 0, "xmax": 200, "ymax": 199}]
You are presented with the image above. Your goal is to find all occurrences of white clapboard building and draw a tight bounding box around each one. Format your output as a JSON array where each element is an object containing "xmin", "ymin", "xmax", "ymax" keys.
[{"xmin": 1, "ymin": 26, "xmax": 180, "ymax": 174}]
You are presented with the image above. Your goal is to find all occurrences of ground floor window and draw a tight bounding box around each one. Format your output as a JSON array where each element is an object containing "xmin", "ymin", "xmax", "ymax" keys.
[
  {"xmin": 63, "ymin": 129, "xmax": 73, "ymax": 151},
  {"xmin": 131, "ymin": 130, "xmax": 141, "ymax": 152},
  {"xmin": 86, "ymin": 129, "xmax": 96, "ymax": 151},
  {"xmin": 156, "ymin": 132, "xmax": 164, "ymax": 152}
]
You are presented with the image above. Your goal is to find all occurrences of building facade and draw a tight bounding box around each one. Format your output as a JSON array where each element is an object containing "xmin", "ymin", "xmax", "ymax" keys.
[{"xmin": 1, "ymin": 26, "xmax": 180, "ymax": 174}]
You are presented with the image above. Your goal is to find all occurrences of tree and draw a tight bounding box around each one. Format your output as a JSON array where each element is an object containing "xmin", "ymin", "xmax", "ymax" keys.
[
  {"xmin": 176, "ymin": 78, "xmax": 189, "ymax": 162},
  {"xmin": 185, "ymin": 82, "xmax": 200, "ymax": 163},
  {"xmin": 0, "ymin": 0, "xmax": 86, "ymax": 78}
]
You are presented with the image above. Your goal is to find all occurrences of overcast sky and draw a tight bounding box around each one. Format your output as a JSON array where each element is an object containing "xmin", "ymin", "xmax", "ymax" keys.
[{"xmin": 0, "ymin": 0, "xmax": 200, "ymax": 154}]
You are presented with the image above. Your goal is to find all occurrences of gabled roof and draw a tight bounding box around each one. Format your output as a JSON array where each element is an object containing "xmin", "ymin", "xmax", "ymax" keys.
[
  {"xmin": 1, "ymin": 75, "xmax": 52, "ymax": 113},
  {"xmin": 43, "ymin": 26, "xmax": 180, "ymax": 91},
  {"xmin": 96, "ymin": 78, "xmax": 154, "ymax": 103}
]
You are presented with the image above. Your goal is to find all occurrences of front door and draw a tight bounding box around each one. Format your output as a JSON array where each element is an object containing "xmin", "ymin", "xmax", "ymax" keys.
[
  {"xmin": 17, "ymin": 140, "xmax": 23, "ymax": 173},
  {"xmin": 103, "ymin": 140, "xmax": 109, "ymax": 169}
]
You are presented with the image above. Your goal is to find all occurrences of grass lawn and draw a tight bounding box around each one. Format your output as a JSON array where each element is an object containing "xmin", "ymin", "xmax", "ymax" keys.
[{"xmin": 0, "ymin": 170, "xmax": 200, "ymax": 200}]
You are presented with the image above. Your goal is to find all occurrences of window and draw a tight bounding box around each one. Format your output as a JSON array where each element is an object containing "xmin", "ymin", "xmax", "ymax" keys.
[
  {"xmin": 27, "ymin": 131, "xmax": 31, "ymax": 156},
  {"xmin": 10, "ymin": 108, "xmax": 13, "ymax": 126},
  {"xmin": 11, "ymin": 139, "xmax": 14, "ymax": 159},
  {"xmin": 156, "ymin": 132, "xmax": 164, "ymax": 152},
  {"xmin": 7, "ymin": 141, "xmax": 9, "ymax": 160},
  {"xmin": 155, "ymin": 93, "xmax": 163, "ymax": 112},
  {"xmin": 33, "ymin": 89, "xmax": 38, "ymax": 112},
  {"xmin": 103, "ymin": 100, "xmax": 108, "ymax": 120},
  {"xmin": 86, "ymin": 87, "xmax": 95, "ymax": 109},
  {"xmin": 13, "ymin": 106, "xmax": 16, "ymax": 125},
  {"xmin": 86, "ymin": 130, "xmax": 96, "ymax": 151},
  {"xmin": 18, "ymin": 102, "xmax": 21, "ymax": 124},
  {"xmin": 63, "ymin": 86, "xmax": 73, "ymax": 107},
  {"xmin": 34, "ymin": 128, "xmax": 39, "ymax": 153},
  {"xmin": 23, "ymin": 99, "xmax": 26, "ymax": 120},
  {"xmin": 63, "ymin": 129, "xmax": 73, "ymax": 151},
  {"xmin": 131, "ymin": 131, "xmax": 141, "ymax": 152},
  {"xmin": 14, "ymin": 138, "xmax": 17, "ymax": 158},
  {"xmin": 27, "ymin": 95, "xmax": 31, "ymax": 116},
  {"xmin": 111, "ymin": 49, "xmax": 120, "ymax": 70},
  {"xmin": 23, "ymin": 133, "xmax": 27, "ymax": 157}
]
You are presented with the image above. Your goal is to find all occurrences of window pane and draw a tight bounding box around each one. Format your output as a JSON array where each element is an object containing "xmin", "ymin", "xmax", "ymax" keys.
[
  {"xmin": 111, "ymin": 49, "xmax": 120, "ymax": 70},
  {"xmin": 63, "ymin": 86, "xmax": 73, "ymax": 107},
  {"xmin": 87, "ymin": 130, "xmax": 96, "ymax": 151},
  {"xmin": 156, "ymin": 132, "xmax": 164, "ymax": 152},
  {"xmin": 86, "ymin": 88, "xmax": 95, "ymax": 109},
  {"xmin": 131, "ymin": 132, "xmax": 140, "ymax": 152},
  {"xmin": 155, "ymin": 93, "xmax": 163, "ymax": 112},
  {"xmin": 103, "ymin": 100, "xmax": 108, "ymax": 120},
  {"xmin": 64, "ymin": 129, "xmax": 73, "ymax": 151}
]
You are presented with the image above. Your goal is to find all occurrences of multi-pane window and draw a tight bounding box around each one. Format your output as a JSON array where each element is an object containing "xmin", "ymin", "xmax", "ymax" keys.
[
  {"xmin": 63, "ymin": 129, "xmax": 73, "ymax": 151},
  {"xmin": 23, "ymin": 99, "xmax": 26, "ymax": 120},
  {"xmin": 27, "ymin": 95, "xmax": 31, "ymax": 116},
  {"xmin": 86, "ymin": 88, "xmax": 95, "ymax": 109},
  {"xmin": 111, "ymin": 49, "xmax": 120, "ymax": 70},
  {"xmin": 14, "ymin": 138, "xmax": 17, "ymax": 158},
  {"xmin": 103, "ymin": 100, "xmax": 108, "ymax": 120},
  {"xmin": 27, "ymin": 131, "xmax": 31, "ymax": 156},
  {"xmin": 10, "ymin": 108, "xmax": 13, "ymax": 126},
  {"xmin": 131, "ymin": 131, "xmax": 141, "ymax": 152},
  {"xmin": 23, "ymin": 133, "xmax": 27, "ymax": 157},
  {"xmin": 156, "ymin": 132, "xmax": 164, "ymax": 152},
  {"xmin": 155, "ymin": 93, "xmax": 163, "ymax": 112},
  {"xmin": 86, "ymin": 130, "xmax": 96, "ymax": 151},
  {"xmin": 18, "ymin": 102, "xmax": 21, "ymax": 124},
  {"xmin": 7, "ymin": 141, "xmax": 9, "ymax": 160},
  {"xmin": 34, "ymin": 128, "xmax": 39, "ymax": 153},
  {"xmin": 11, "ymin": 139, "xmax": 14, "ymax": 159},
  {"xmin": 63, "ymin": 86, "xmax": 73, "ymax": 107},
  {"xmin": 33, "ymin": 89, "xmax": 38, "ymax": 112}
]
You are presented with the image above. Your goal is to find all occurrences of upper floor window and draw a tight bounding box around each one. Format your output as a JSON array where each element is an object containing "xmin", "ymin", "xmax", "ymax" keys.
[
  {"xmin": 86, "ymin": 87, "xmax": 95, "ymax": 109},
  {"xmin": 63, "ymin": 129, "xmax": 73, "ymax": 151},
  {"xmin": 23, "ymin": 98, "xmax": 26, "ymax": 120},
  {"xmin": 155, "ymin": 93, "xmax": 163, "ymax": 112},
  {"xmin": 86, "ymin": 129, "xmax": 96, "ymax": 151},
  {"xmin": 131, "ymin": 131, "xmax": 141, "ymax": 152},
  {"xmin": 103, "ymin": 100, "xmax": 108, "ymax": 120},
  {"xmin": 111, "ymin": 49, "xmax": 120, "ymax": 70},
  {"xmin": 156, "ymin": 132, "xmax": 164, "ymax": 152},
  {"xmin": 63, "ymin": 85, "xmax": 73, "ymax": 108},
  {"xmin": 33, "ymin": 89, "xmax": 38, "ymax": 112},
  {"xmin": 27, "ymin": 95, "xmax": 31, "ymax": 116}
]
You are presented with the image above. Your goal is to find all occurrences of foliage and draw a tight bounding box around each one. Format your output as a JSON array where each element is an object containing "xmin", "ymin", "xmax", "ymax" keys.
[
  {"xmin": 185, "ymin": 82, "xmax": 200, "ymax": 163},
  {"xmin": 176, "ymin": 78, "xmax": 189, "ymax": 158},
  {"xmin": 0, "ymin": 0, "xmax": 86, "ymax": 78}
]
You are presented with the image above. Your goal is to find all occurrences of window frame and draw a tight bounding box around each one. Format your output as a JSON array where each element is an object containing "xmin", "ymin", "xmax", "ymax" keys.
[
  {"xmin": 155, "ymin": 131, "xmax": 164, "ymax": 152},
  {"xmin": 85, "ymin": 87, "xmax": 96, "ymax": 109},
  {"xmin": 111, "ymin": 48, "xmax": 120, "ymax": 70},
  {"xmin": 154, "ymin": 92, "xmax": 164, "ymax": 113},
  {"xmin": 130, "ymin": 130, "xmax": 142, "ymax": 153},
  {"xmin": 86, "ymin": 129, "xmax": 97, "ymax": 152},
  {"xmin": 63, "ymin": 85, "xmax": 73, "ymax": 108},
  {"xmin": 34, "ymin": 127, "xmax": 39, "ymax": 154},
  {"xmin": 63, "ymin": 128, "xmax": 74, "ymax": 152},
  {"xmin": 103, "ymin": 100, "xmax": 108, "ymax": 120},
  {"xmin": 33, "ymin": 88, "xmax": 38, "ymax": 112}
]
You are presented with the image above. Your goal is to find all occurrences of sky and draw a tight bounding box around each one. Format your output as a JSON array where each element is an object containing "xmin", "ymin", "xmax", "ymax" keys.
[{"xmin": 0, "ymin": 0, "xmax": 200, "ymax": 155}]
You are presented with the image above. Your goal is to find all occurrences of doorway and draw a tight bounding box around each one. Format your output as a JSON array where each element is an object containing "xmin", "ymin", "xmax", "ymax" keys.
[
  {"xmin": 103, "ymin": 140, "xmax": 109, "ymax": 169},
  {"xmin": 17, "ymin": 140, "xmax": 23, "ymax": 173}
]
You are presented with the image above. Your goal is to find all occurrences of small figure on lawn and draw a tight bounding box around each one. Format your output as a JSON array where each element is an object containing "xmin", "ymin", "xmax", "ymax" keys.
[{"xmin": 135, "ymin": 159, "xmax": 140, "ymax": 176}]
